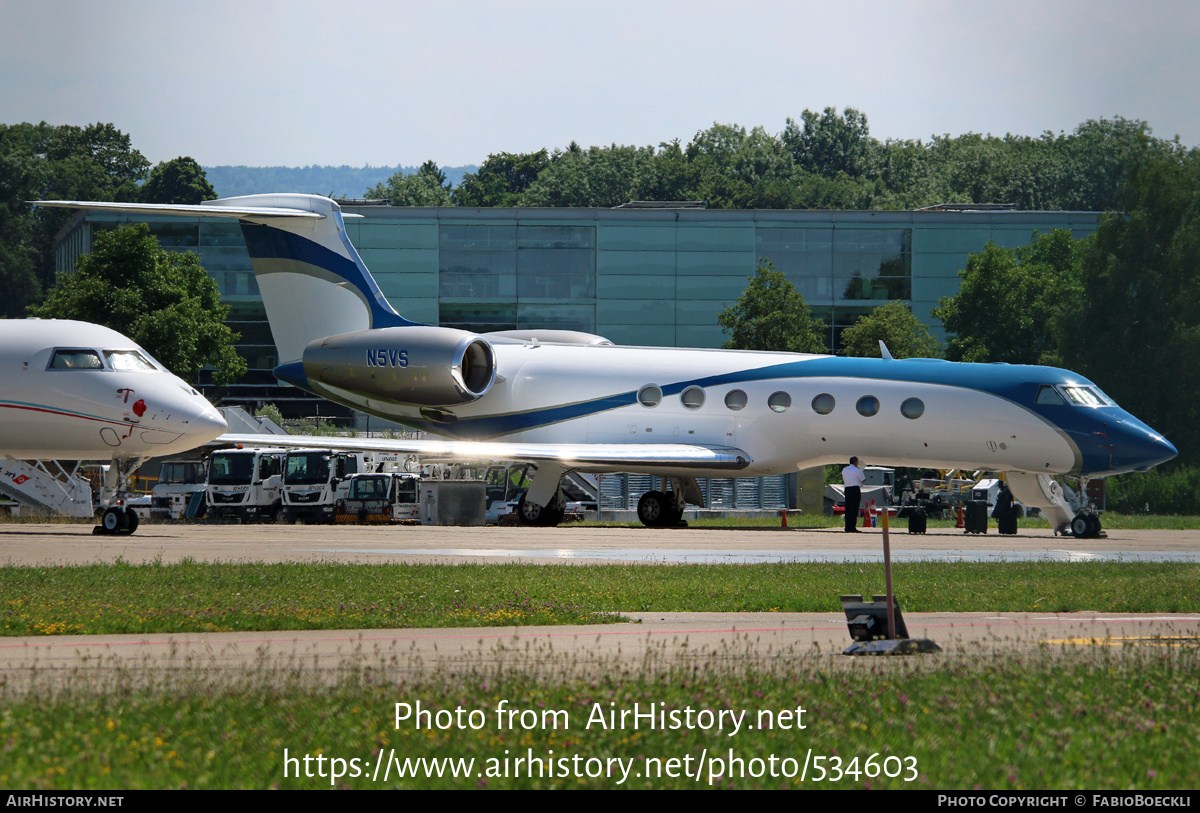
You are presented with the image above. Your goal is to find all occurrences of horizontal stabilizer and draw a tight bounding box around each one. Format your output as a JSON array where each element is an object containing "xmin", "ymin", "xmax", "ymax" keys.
[
  {"xmin": 35, "ymin": 200, "xmax": 324, "ymax": 219},
  {"xmin": 215, "ymin": 433, "xmax": 752, "ymax": 472}
]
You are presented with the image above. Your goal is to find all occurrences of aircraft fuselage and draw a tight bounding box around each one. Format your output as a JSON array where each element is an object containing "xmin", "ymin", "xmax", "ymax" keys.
[{"xmin": 291, "ymin": 341, "xmax": 1175, "ymax": 480}]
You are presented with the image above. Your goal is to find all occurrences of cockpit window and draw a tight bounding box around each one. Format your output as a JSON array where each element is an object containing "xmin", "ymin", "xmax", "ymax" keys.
[
  {"xmin": 1036, "ymin": 385, "xmax": 1065, "ymax": 405},
  {"xmin": 104, "ymin": 350, "xmax": 157, "ymax": 372},
  {"xmin": 48, "ymin": 349, "xmax": 104, "ymax": 370},
  {"xmin": 1061, "ymin": 386, "xmax": 1106, "ymax": 407}
]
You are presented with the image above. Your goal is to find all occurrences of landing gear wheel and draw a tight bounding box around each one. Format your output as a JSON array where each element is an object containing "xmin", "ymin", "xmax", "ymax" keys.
[
  {"xmin": 98, "ymin": 507, "xmax": 128, "ymax": 535},
  {"xmin": 637, "ymin": 490, "xmax": 670, "ymax": 527},
  {"xmin": 124, "ymin": 508, "xmax": 139, "ymax": 535},
  {"xmin": 517, "ymin": 494, "xmax": 563, "ymax": 527},
  {"xmin": 1071, "ymin": 514, "xmax": 1100, "ymax": 538}
]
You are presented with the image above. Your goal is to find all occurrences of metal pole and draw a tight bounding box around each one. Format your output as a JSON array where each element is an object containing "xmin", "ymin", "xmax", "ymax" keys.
[{"xmin": 881, "ymin": 508, "xmax": 896, "ymax": 639}]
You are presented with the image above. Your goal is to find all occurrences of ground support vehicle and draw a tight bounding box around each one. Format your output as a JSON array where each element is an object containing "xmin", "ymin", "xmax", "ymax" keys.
[
  {"xmin": 280, "ymin": 449, "xmax": 384, "ymax": 523},
  {"xmin": 206, "ymin": 448, "xmax": 286, "ymax": 522},
  {"xmin": 335, "ymin": 472, "xmax": 420, "ymax": 523},
  {"xmin": 150, "ymin": 459, "xmax": 207, "ymax": 519}
]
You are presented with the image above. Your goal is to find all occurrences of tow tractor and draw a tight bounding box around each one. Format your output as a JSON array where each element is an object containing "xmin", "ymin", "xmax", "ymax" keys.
[{"xmin": 335, "ymin": 472, "xmax": 420, "ymax": 523}]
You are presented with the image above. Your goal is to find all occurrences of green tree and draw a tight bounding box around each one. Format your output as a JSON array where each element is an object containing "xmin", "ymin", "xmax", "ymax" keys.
[
  {"xmin": 841, "ymin": 301, "xmax": 941, "ymax": 358},
  {"xmin": 717, "ymin": 260, "xmax": 827, "ymax": 353},
  {"xmin": 140, "ymin": 156, "xmax": 217, "ymax": 204},
  {"xmin": 932, "ymin": 230, "xmax": 1084, "ymax": 364},
  {"xmin": 28, "ymin": 223, "xmax": 246, "ymax": 384},
  {"xmin": 453, "ymin": 150, "xmax": 549, "ymax": 206},
  {"xmin": 782, "ymin": 107, "xmax": 880, "ymax": 179},
  {"xmin": 1062, "ymin": 150, "xmax": 1200, "ymax": 463},
  {"xmin": 366, "ymin": 160, "xmax": 453, "ymax": 206},
  {"xmin": 520, "ymin": 144, "xmax": 658, "ymax": 207},
  {"xmin": 0, "ymin": 122, "xmax": 151, "ymax": 314}
]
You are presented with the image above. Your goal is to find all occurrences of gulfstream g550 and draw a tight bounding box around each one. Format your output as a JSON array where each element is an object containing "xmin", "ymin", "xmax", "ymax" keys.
[{"xmin": 37, "ymin": 195, "xmax": 1177, "ymax": 535}]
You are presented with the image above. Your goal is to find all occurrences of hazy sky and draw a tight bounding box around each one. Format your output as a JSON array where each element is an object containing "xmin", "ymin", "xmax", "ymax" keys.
[{"xmin": 3, "ymin": 0, "xmax": 1198, "ymax": 167}]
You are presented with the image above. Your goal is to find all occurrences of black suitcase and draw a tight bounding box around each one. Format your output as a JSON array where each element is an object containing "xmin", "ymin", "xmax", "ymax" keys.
[
  {"xmin": 964, "ymin": 500, "xmax": 988, "ymax": 534},
  {"xmin": 997, "ymin": 511, "xmax": 1018, "ymax": 535},
  {"xmin": 908, "ymin": 506, "xmax": 927, "ymax": 534}
]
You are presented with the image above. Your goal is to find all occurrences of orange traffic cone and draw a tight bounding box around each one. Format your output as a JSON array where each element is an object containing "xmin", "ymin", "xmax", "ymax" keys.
[
  {"xmin": 780, "ymin": 509, "xmax": 788, "ymax": 528},
  {"xmin": 955, "ymin": 505, "xmax": 965, "ymax": 529}
]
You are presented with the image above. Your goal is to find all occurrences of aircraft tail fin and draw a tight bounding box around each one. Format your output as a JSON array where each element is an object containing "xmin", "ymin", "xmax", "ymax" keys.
[
  {"xmin": 36, "ymin": 195, "xmax": 420, "ymax": 365},
  {"xmin": 214, "ymin": 194, "xmax": 419, "ymax": 363}
]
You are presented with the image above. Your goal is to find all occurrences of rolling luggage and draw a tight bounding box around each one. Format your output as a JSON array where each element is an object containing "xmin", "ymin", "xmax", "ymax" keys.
[
  {"xmin": 908, "ymin": 506, "xmax": 927, "ymax": 534},
  {"xmin": 964, "ymin": 500, "xmax": 988, "ymax": 534}
]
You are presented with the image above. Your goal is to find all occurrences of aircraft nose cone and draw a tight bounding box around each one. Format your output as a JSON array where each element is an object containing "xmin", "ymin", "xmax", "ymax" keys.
[
  {"xmin": 1108, "ymin": 419, "xmax": 1177, "ymax": 474},
  {"xmin": 1133, "ymin": 431, "xmax": 1178, "ymax": 472},
  {"xmin": 188, "ymin": 406, "xmax": 229, "ymax": 443}
]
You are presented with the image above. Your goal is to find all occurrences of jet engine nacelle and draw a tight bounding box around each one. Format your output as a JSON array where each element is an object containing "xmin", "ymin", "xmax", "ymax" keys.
[{"xmin": 302, "ymin": 326, "xmax": 496, "ymax": 407}]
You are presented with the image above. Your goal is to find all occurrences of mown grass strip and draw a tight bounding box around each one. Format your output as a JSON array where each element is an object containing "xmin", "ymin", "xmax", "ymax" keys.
[
  {"xmin": 1, "ymin": 650, "xmax": 1196, "ymax": 789},
  {"xmin": 1, "ymin": 560, "xmax": 1197, "ymax": 636}
]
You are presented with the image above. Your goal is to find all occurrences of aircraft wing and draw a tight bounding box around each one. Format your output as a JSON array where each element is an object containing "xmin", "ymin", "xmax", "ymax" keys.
[{"xmin": 215, "ymin": 433, "xmax": 752, "ymax": 472}]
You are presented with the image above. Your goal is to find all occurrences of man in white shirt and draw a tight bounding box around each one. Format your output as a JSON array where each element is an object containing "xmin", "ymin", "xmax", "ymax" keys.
[{"xmin": 842, "ymin": 456, "xmax": 866, "ymax": 532}]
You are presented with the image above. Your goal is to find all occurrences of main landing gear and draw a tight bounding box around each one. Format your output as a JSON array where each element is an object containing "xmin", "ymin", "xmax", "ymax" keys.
[
  {"xmin": 637, "ymin": 489, "xmax": 684, "ymax": 527},
  {"xmin": 636, "ymin": 476, "xmax": 697, "ymax": 527},
  {"xmin": 516, "ymin": 492, "xmax": 566, "ymax": 527},
  {"xmin": 515, "ymin": 461, "xmax": 567, "ymax": 527}
]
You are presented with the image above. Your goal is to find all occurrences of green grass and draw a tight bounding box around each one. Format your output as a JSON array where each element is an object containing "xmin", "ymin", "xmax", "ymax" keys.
[
  {"xmin": 1, "ymin": 648, "xmax": 1196, "ymax": 789},
  {"xmin": 2, "ymin": 560, "xmax": 1198, "ymax": 636}
]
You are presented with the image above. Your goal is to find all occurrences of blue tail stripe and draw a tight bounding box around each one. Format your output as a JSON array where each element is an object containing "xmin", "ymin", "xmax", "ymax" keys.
[{"xmin": 240, "ymin": 222, "xmax": 418, "ymax": 329}]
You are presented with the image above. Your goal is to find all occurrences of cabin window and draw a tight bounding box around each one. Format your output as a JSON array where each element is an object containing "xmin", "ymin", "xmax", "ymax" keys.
[
  {"xmin": 104, "ymin": 350, "xmax": 156, "ymax": 371},
  {"xmin": 638, "ymin": 384, "xmax": 663, "ymax": 407},
  {"xmin": 724, "ymin": 389, "xmax": 748, "ymax": 411},
  {"xmin": 768, "ymin": 392, "xmax": 792, "ymax": 413},
  {"xmin": 48, "ymin": 349, "xmax": 103, "ymax": 370},
  {"xmin": 812, "ymin": 393, "xmax": 835, "ymax": 414},
  {"xmin": 856, "ymin": 395, "xmax": 880, "ymax": 417},
  {"xmin": 681, "ymin": 386, "xmax": 705, "ymax": 410},
  {"xmin": 901, "ymin": 397, "xmax": 925, "ymax": 419},
  {"xmin": 1036, "ymin": 385, "xmax": 1065, "ymax": 405}
]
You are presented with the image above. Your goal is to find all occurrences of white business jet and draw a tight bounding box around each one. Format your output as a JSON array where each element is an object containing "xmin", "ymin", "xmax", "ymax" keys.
[
  {"xmin": 37, "ymin": 196, "xmax": 1177, "ymax": 536},
  {"xmin": 0, "ymin": 318, "xmax": 228, "ymax": 533}
]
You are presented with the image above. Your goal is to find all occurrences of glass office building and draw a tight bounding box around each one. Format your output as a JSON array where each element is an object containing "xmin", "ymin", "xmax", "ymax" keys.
[{"xmin": 54, "ymin": 204, "xmax": 1100, "ymax": 416}]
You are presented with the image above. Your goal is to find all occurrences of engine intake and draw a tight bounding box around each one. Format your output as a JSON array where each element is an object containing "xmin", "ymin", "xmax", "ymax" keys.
[{"xmin": 302, "ymin": 326, "xmax": 496, "ymax": 407}]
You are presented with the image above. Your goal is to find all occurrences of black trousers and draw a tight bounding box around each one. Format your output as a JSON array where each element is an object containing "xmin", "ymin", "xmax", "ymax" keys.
[{"xmin": 844, "ymin": 486, "xmax": 862, "ymax": 531}]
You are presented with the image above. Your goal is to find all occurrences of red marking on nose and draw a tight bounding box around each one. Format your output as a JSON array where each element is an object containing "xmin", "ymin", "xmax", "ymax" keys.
[{"xmin": 132, "ymin": 399, "xmax": 147, "ymax": 417}]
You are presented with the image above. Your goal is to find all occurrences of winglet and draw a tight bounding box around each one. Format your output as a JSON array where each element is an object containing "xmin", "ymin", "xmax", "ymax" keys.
[{"xmin": 879, "ymin": 340, "xmax": 894, "ymax": 360}]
